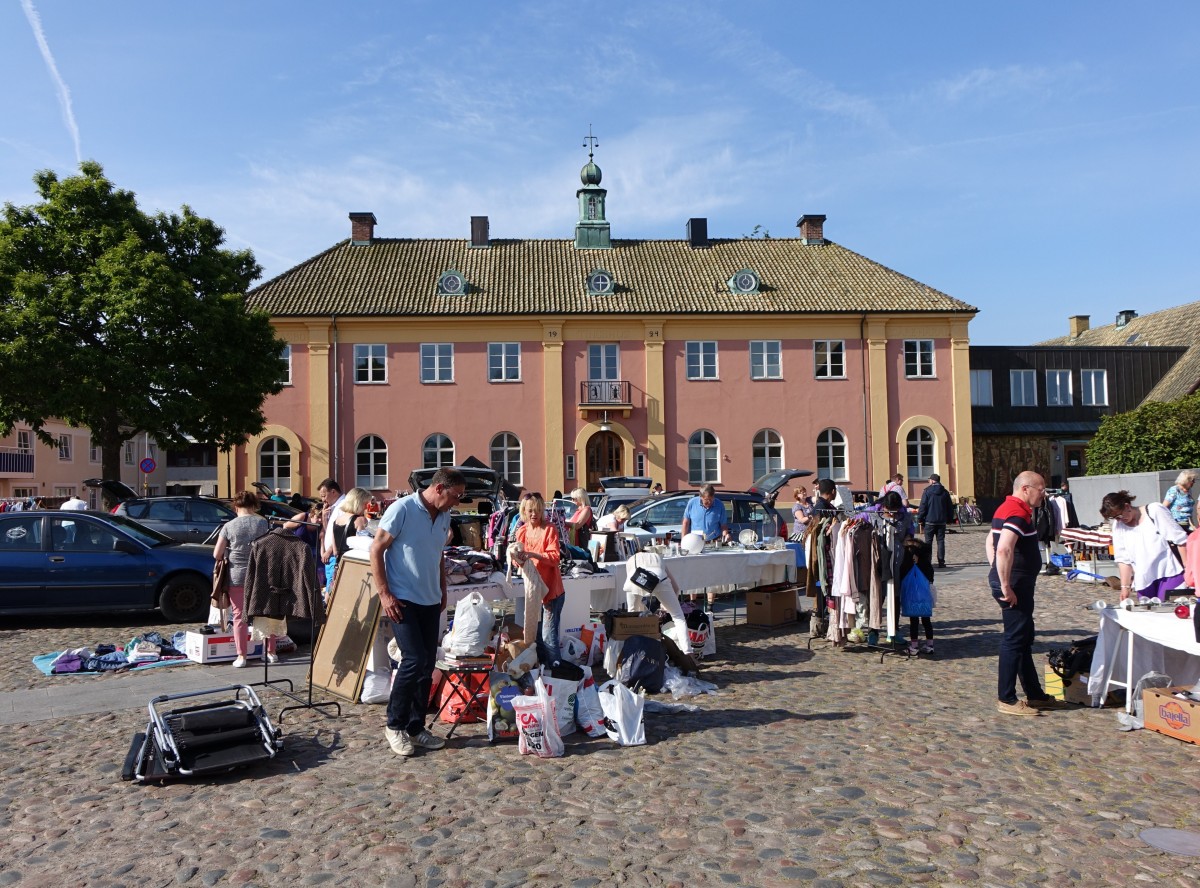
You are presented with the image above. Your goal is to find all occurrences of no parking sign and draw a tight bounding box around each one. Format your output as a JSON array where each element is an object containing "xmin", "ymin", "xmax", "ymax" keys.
[{"xmin": 140, "ymin": 457, "xmax": 157, "ymax": 473}]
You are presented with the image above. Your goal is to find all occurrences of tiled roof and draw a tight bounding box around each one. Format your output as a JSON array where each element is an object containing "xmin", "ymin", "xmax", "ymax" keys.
[
  {"xmin": 247, "ymin": 237, "xmax": 977, "ymax": 318},
  {"xmin": 1038, "ymin": 301, "xmax": 1200, "ymax": 403}
]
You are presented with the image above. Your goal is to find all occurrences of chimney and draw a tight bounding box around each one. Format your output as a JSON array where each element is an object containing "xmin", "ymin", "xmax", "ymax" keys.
[
  {"xmin": 1068, "ymin": 315, "xmax": 1090, "ymax": 338},
  {"xmin": 469, "ymin": 215, "xmax": 489, "ymax": 248},
  {"xmin": 1115, "ymin": 309, "xmax": 1138, "ymax": 328},
  {"xmin": 349, "ymin": 212, "xmax": 376, "ymax": 245},
  {"xmin": 686, "ymin": 217, "xmax": 708, "ymax": 248},
  {"xmin": 797, "ymin": 214, "xmax": 826, "ymax": 244}
]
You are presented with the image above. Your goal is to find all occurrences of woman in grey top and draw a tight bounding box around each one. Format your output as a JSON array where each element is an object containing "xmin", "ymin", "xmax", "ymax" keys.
[{"xmin": 213, "ymin": 490, "xmax": 272, "ymax": 668}]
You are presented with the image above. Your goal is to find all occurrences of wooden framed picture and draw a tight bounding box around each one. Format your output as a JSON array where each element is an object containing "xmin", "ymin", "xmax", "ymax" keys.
[{"xmin": 310, "ymin": 555, "xmax": 381, "ymax": 703}]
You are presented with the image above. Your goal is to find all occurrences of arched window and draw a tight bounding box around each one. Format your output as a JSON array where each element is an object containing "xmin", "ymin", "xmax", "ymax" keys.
[
  {"xmin": 355, "ymin": 435, "xmax": 388, "ymax": 489},
  {"xmin": 490, "ymin": 433, "xmax": 522, "ymax": 485},
  {"xmin": 688, "ymin": 430, "xmax": 719, "ymax": 485},
  {"xmin": 258, "ymin": 437, "xmax": 291, "ymax": 491},
  {"xmin": 752, "ymin": 429, "xmax": 783, "ymax": 480},
  {"xmin": 816, "ymin": 428, "xmax": 847, "ymax": 481},
  {"xmin": 422, "ymin": 434, "xmax": 455, "ymax": 469},
  {"xmin": 906, "ymin": 427, "xmax": 935, "ymax": 479}
]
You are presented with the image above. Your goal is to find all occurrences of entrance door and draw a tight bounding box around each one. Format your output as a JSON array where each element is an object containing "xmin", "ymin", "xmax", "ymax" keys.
[
  {"xmin": 586, "ymin": 432, "xmax": 622, "ymax": 491},
  {"xmin": 1065, "ymin": 447, "xmax": 1085, "ymax": 477}
]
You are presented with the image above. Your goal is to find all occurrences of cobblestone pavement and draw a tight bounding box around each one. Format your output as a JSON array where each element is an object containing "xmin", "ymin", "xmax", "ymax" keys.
[{"xmin": 2, "ymin": 527, "xmax": 1200, "ymax": 887}]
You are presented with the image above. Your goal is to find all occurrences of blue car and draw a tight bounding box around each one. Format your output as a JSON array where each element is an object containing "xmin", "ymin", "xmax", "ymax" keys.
[{"xmin": 0, "ymin": 510, "xmax": 214, "ymax": 621}]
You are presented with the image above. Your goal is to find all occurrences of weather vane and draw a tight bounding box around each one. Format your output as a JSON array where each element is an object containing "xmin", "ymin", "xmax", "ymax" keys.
[{"xmin": 582, "ymin": 124, "xmax": 599, "ymax": 161}]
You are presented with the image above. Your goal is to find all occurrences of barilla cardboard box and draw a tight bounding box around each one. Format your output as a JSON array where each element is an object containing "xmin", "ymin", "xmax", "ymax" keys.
[
  {"xmin": 608, "ymin": 615, "xmax": 661, "ymax": 641},
  {"xmin": 1142, "ymin": 686, "xmax": 1200, "ymax": 745},
  {"xmin": 746, "ymin": 588, "xmax": 797, "ymax": 627},
  {"xmin": 184, "ymin": 630, "xmax": 263, "ymax": 664}
]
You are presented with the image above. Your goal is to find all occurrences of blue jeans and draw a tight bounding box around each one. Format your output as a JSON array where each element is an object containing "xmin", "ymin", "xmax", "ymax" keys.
[
  {"xmin": 991, "ymin": 574, "xmax": 1045, "ymax": 704},
  {"xmin": 386, "ymin": 601, "xmax": 441, "ymax": 735},
  {"xmin": 536, "ymin": 592, "xmax": 565, "ymax": 666}
]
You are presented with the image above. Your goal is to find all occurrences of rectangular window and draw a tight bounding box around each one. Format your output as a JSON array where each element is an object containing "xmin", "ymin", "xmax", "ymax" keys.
[
  {"xmin": 1010, "ymin": 369, "xmax": 1037, "ymax": 406},
  {"xmin": 970, "ymin": 369, "xmax": 993, "ymax": 406},
  {"xmin": 279, "ymin": 343, "xmax": 292, "ymax": 386},
  {"xmin": 420, "ymin": 343, "xmax": 454, "ymax": 383},
  {"xmin": 354, "ymin": 344, "xmax": 387, "ymax": 383},
  {"xmin": 1081, "ymin": 369, "xmax": 1108, "ymax": 406},
  {"xmin": 814, "ymin": 340, "xmax": 845, "ymax": 379},
  {"xmin": 904, "ymin": 340, "xmax": 935, "ymax": 377},
  {"xmin": 89, "ymin": 438, "xmax": 101, "ymax": 463},
  {"xmin": 12, "ymin": 487, "xmax": 35, "ymax": 499},
  {"xmin": 635, "ymin": 452, "xmax": 647, "ymax": 476},
  {"xmin": 564, "ymin": 454, "xmax": 576, "ymax": 480},
  {"xmin": 53, "ymin": 486, "xmax": 74, "ymax": 498},
  {"xmin": 685, "ymin": 341, "xmax": 718, "ymax": 380},
  {"xmin": 125, "ymin": 441, "xmax": 135, "ymax": 465},
  {"xmin": 17, "ymin": 430, "xmax": 31, "ymax": 453},
  {"xmin": 750, "ymin": 340, "xmax": 781, "ymax": 380},
  {"xmin": 58, "ymin": 434, "xmax": 72, "ymax": 461},
  {"xmin": 488, "ymin": 342, "xmax": 521, "ymax": 382},
  {"xmin": 588, "ymin": 344, "xmax": 619, "ymax": 380},
  {"xmin": 1046, "ymin": 369, "xmax": 1072, "ymax": 406}
]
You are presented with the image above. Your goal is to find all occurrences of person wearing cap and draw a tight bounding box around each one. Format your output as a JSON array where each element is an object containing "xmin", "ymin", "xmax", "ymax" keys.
[{"xmin": 916, "ymin": 473, "xmax": 954, "ymax": 569}]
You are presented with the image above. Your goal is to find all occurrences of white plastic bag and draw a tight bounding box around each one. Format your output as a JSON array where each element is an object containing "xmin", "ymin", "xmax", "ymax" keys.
[
  {"xmin": 561, "ymin": 634, "xmax": 589, "ymax": 665},
  {"xmin": 598, "ymin": 679, "xmax": 646, "ymax": 746},
  {"xmin": 447, "ymin": 591, "xmax": 494, "ymax": 656},
  {"xmin": 574, "ymin": 666, "xmax": 607, "ymax": 738},
  {"xmin": 702, "ymin": 613, "xmax": 716, "ymax": 658},
  {"xmin": 539, "ymin": 668, "xmax": 580, "ymax": 737},
  {"xmin": 513, "ymin": 677, "xmax": 564, "ymax": 757},
  {"xmin": 360, "ymin": 669, "xmax": 393, "ymax": 704}
]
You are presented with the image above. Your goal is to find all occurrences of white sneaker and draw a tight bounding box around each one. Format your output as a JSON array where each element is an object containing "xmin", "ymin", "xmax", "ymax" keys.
[
  {"xmin": 384, "ymin": 727, "xmax": 416, "ymax": 757},
  {"xmin": 231, "ymin": 656, "xmax": 247, "ymax": 668},
  {"xmin": 266, "ymin": 653, "xmax": 279, "ymax": 665}
]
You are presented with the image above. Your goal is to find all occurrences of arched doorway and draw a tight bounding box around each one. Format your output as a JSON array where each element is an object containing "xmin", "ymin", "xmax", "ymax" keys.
[{"xmin": 585, "ymin": 431, "xmax": 623, "ymax": 491}]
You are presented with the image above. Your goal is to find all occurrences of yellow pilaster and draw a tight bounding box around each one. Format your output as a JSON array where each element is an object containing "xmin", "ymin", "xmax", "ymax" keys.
[
  {"xmin": 950, "ymin": 324, "xmax": 975, "ymax": 498},
  {"xmin": 866, "ymin": 322, "xmax": 891, "ymax": 488},
  {"xmin": 307, "ymin": 324, "xmax": 332, "ymax": 491},
  {"xmin": 542, "ymin": 323, "xmax": 565, "ymax": 492},
  {"xmin": 644, "ymin": 322, "xmax": 666, "ymax": 484}
]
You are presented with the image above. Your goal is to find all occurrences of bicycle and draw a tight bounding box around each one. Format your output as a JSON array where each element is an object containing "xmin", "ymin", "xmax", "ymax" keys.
[{"xmin": 955, "ymin": 498, "xmax": 982, "ymax": 526}]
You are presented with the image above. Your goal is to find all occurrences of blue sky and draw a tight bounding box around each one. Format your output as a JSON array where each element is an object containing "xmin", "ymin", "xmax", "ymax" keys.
[{"xmin": 2, "ymin": 1, "xmax": 1197, "ymax": 345}]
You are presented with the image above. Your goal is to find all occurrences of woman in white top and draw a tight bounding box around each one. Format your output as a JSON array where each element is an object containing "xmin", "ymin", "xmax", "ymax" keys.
[{"xmin": 1099, "ymin": 490, "xmax": 1187, "ymax": 602}]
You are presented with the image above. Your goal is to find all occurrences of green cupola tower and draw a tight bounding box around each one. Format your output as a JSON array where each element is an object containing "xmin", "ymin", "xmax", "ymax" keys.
[{"xmin": 575, "ymin": 127, "xmax": 611, "ymax": 249}]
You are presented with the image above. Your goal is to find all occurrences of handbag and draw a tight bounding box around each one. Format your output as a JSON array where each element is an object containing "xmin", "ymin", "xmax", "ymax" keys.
[
  {"xmin": 211, "ymin": 558, "xmax": 231, "ymax": 609},
  {"xmin": 1143, "ymin": 506, "xmax": 1186, "ymax": 569},
  {"xmin": 629, "ymin": 566, "xmax": 661, "ymax": 592}
]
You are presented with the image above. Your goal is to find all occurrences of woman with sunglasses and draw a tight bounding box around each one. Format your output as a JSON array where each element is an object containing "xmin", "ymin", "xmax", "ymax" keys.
[{"xmin": 1100, "ymin": 490, "xmax": 1188, "ymax": 602}]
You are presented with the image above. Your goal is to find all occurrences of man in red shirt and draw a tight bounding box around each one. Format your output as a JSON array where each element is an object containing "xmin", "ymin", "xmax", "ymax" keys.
[{"xmin": 986, "ymin": 471, "xmax": 1065, "ymax": 716}]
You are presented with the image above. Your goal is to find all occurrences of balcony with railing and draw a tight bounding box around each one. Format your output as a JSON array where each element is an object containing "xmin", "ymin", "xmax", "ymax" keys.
[
  {"xmin": 580, "ymin": 380, "xmax": 631, "ymax": 406},
  {"xmin": 0, "ymin": 447, "xmax": 34, "ymax": 476}
]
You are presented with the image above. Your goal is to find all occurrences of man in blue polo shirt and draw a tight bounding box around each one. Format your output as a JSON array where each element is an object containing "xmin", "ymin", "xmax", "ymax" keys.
[
  {"xmin": 681, "ymin": 484, "xmax": 731, "ymax": 544},
  {"xmin": 986, "ymin": 470, "xmax": 1064, "ymax": 716},
  {"xmin": 370, "ymin": 467, "xmax": 467, "ymax": 756}
]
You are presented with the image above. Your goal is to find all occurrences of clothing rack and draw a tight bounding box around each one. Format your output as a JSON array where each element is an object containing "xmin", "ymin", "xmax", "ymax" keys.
[{"xmin": 252, "ymin": 517, "xmax": 341, "ymax": 722}]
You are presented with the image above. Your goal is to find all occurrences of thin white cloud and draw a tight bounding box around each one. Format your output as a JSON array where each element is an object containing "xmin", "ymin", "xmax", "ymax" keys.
[
  {"xmin": 20, "ymin": 0, "xmax": 81, "ymax": 163},
  {"xmin": 932, "ymin": 62, "xmax": 1087, "ymax": 104}
]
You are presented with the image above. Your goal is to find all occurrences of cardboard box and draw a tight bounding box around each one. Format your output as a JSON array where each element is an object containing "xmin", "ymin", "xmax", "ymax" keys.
[
  {"xmin": 1043, "ymin": 660, "xmax": 1119, "ymax": 707},
  {"xmin": 1143, "ymin": 686, "xmax": 1200, "ymax": 745},
  {"xmin": 746, "ymin": 588, "xmax": 797, "ymax": 627},
  {"xmin": 184, "ymin": 630, "xmax": 263, "ymax": 664},
  {"xmin": 608, "ymin": 614, "xmax": 662, "ymax": 641}
]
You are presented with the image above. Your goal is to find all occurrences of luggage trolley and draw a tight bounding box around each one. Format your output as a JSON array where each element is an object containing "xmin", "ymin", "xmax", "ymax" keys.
[{"xmin": 122, "ymin": 684, "xmax": 282, "ymax": 783}]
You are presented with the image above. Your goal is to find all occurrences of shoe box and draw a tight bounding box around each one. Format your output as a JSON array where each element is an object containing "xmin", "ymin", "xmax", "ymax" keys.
[
  {"xmin": 746, "ymin": 586, "xmax": 798, "ymax": 627},
  {"xmin": 184, "ymin": 630, "xmax": 264, "ymax": 664},
  {"xmin": 1142, "ymin": 686, "xmax": 1200, "ymax": 745},
  {"xmin": 1043, "ymin": 657, "xmax": 1120, "ymax": 707}
]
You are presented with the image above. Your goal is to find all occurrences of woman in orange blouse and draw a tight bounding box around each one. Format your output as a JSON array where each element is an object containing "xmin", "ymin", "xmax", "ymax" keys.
[{"xmin": 512, "ymin": 494, "xmax": 565, "ymax": 666}]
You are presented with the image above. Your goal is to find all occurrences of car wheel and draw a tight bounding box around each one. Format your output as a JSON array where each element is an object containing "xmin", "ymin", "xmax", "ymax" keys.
[{"xmin": 159, "ymin": 575, "xmax": 209, "ymax": 622}]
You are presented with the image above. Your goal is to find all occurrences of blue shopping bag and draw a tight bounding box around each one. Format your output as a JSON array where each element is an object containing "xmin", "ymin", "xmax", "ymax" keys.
[{"xmin": 900, "ymin": 568, "xmax": 933, "ymax": 618}]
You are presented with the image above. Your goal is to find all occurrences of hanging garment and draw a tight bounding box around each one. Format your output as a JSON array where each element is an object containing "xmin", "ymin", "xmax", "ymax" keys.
[{"xmin": 244, "ymin": 529, "xmax": 322, "ymax": 621}]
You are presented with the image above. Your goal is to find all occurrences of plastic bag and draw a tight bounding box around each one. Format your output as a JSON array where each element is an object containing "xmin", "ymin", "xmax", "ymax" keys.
[
  {"xmin": 662, "ymin": 664, "xmax": 720, "ymax": 700},
  {"xmin": 540, "ymin": 663, "xmax": 583, "ymax": 737},
  {"xmin": 487, "ymin": 671, "xmax": 521, "ymax": 743},
  {"xmin": 574, "ymin": 665, "xmax": 607, "ymax": 738},
  {"xmin": 900, "ymin": 568, "xmax": 934, "ymax": 618},
  {"xmin": 579, "ymin": 619, "xmax": 607, "ymax": 666},
  {"xmin": 447, "ymin": 591, "xmax": 494, "ymax": 656},
  {"xmin": 513, "ymin": 676, "xmax": 564, "ymax": 757},
  {"xmin": 561, "ymin": 634, "xmax": 589, "ymax": 666},
  {"xmin": 598, "ymin": 679, "xmax": 646, "ymax": 746}
]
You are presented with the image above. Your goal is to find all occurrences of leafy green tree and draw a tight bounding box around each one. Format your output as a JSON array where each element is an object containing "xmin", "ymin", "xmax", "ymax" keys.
[
  {"xmin": 1085, "ymin": 392, "xmax": 1200, "ymax": 475},
  {"xmin": 0, "ymin": 162, "xmax": 284, "ymax": 499}
]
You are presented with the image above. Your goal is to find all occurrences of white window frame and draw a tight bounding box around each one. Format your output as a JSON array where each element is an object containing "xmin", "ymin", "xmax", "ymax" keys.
[
  {"xmin": 688, "ymin": 430, "xmax": 720, "ymax": 484},
  {"xmin": 814, "ymin": 340, "xmax": 845, "ymax": 379},
  {"xmin": 1081, "ymin": 369, "xmax": 1108, "ymax": 406},
  {"xmin": 1010, "ymin": 369, "xmax": 1037, "ymax": 407},
  {"xmin": 635, "ymin": 452, "xmax": 647, "ymax": 477},
  {"xmin": 906, "ymin": 427, "xmax": 936, "ymax": 480},
  {"xmin": 1046, "ymin": 369, "xmax": 1072, "ymax": 407},
  {"xmin": 420, "ymin": 343, "xmax": 454, "ymax": 384},
  {"xmin": 904, "ymin": 340, "xmax": 935, "ymax": 378},
  {"xmin": 816, "ymin": 428, "xmax": 848, "ymax": 482},
  {"xmin": 565, "ymin": 454, "xmax": 576, "ymax": 480},
  {"xmin": 490, "ymin": 433, "xmax": 522, "ymax": 485},
  {"xmin": 124, "ymin": 441, "xmax": 135, "ymax": 465},
  {"xmin": 58, "ymin": 434, "xmax": 72, "ymax": 462},
  {"xmin": 258, "ymin": 436, "xmax": 292, "ymax": 490},
  {"xmin": 355, "ymin": 435, "xmax": 388, "ymax": 489},
  {"xmin": 423, "ymin": 433, "xmax": 455, "ymax": 469},
  {"xmin": 488, "ymin": 342, "xmax": 521, "ymax": 382},
  {"xmin": 17, "ymin": 430, "xmax": 32, "ymax": 454},
  {"xmin": 354, "ymin": 344, "xmax": 388, "ymax": 384},
  {"xmin": 750, "ymin": 340, "xmax": 782, "ymax": 380},
  {"xmin": 686, "ymin": 341, "xmax": 719, "ymax": 380},
  {"xmin": 588, "ymin": 343, "xmax": 619, "ymax": 380},
  {"xmin": 279, "ymin": 343, "xmax": 292, "ymax": 386},
  {"xmin": 752, "ymin": 429, "xmax": 784, "ymax": 479},
  {"xmin": 970, "ymin": 369, "xmax": 993, "ymax": 406}
]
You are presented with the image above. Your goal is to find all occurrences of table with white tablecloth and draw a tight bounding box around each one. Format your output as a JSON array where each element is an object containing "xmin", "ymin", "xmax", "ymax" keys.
[
  {"xmin": 591, "ymin": 548, "xmax": 795, "ymax": 613},
  {"xmin": 1087, "ymin": 605, "xmax": 1200, "ymax": 710},
  {"xmin": 508, "ymin": 571, "xmax": 618, "ymax": 636}
]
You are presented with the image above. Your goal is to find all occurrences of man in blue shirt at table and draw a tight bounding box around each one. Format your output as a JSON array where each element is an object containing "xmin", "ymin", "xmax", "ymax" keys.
[{"xmin": 680, "ymin": 484, "xmax": 732, "ymax": 610}]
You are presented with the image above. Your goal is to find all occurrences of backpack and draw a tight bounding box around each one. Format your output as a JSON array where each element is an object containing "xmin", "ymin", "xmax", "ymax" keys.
[
  {"xmin": 1048, "ymin": 636, "xmax": 1097, "ymax": 679},
  {"xmin": 615, "ymin": 635, "xmax": 666, "ymax": 694}
]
